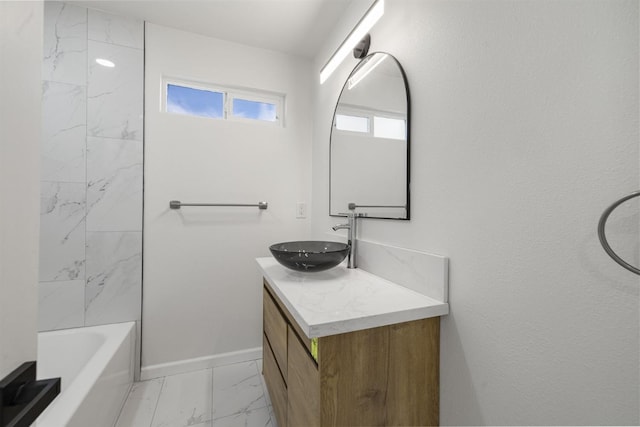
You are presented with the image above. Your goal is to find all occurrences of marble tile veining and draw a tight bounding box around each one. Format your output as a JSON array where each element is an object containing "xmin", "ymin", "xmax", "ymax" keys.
[
  {"xmin": 115, "ymin": 378, "xmax": 164, "ymax": 427},
  {"xmin": 85, "ymin": 231, "xmax": 142, "ymax": 326},
  {"xmin": 43, "ymin": 1, "xmax": 87, "ymax": 85},
  {"xmin": 40, "ymin": 2, "xmax": 144, "ymax": 331},
  {"xmin": 88, "ymin": 40, "xmax": 143, "ymax": 141},
  {"xmin": 38, "ymin": 280, "xmax": 84, "ymax": 331},
  {"xmin": 256, "ymin": 360, "xmax": 272, "ymax": 408},
  {"xmin": 116, "ymin": 364, "xmax": 277, "ymax": 427},
  {"xmin": 86, "ymin": 137, "xmax": 143, "ymax": 231},
  {"xmin": 151, "ymin": 369, "xmax": 213, "ymax": 427},
  {"xmin": 41, "ymin": 81, "xmax": 86, "ymax": 183},
  {"xmin": 213, "ymin": 407, "xmax": 273, "ymax": 427},
  {"xmin": 89, "ymin": 9, "xmax": 144, "ymax": 49},
  {"xmin": 39, "ymin": 182, "xmax": 86, "ymax": 282},
  {"xmin": 257, "ymin": 257, "xmax": 449, "ymax": 338},
  {"xmin": 213, "ymin": 361, "xmax": 268, "ymax": 420},
  {"xmin": 268, "ymin": 406, "xmax": 279, "ymax": 427}
]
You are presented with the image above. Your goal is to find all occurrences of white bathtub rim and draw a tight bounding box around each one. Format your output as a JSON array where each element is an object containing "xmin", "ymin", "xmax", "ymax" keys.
[{"xmin": 37, "ymin": 322, "xmax": 136, "ymax": 426}]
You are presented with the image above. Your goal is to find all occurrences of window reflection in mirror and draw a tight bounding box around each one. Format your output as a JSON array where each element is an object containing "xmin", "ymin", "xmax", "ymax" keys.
[{"xmin": 330, "ymin": 52, "xmax": 410, "ymax": 220}]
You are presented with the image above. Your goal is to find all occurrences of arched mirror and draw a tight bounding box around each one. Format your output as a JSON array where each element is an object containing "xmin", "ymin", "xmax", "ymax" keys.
[{"xmin": 329, "ymin": 52, "xmax": 410, "ymax": 220}]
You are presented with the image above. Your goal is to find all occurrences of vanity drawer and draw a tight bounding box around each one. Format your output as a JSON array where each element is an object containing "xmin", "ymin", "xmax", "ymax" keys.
[
  {"xmin": 287, "ymin": 325, "xmax": 320, "ymax": 427},
  {"xmin": 264, "ymin": 281, "xmax": 315, "ymax": 358},
  {"xmin": 263, "ymin": 334, "xmax": 287, "ymax": 427},
  {"xmin": 263, "ymin": 287, "xmax": 288, "ymax": 379}
]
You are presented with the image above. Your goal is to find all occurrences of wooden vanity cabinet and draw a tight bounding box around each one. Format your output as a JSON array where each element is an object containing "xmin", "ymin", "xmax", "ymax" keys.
[{"xmin": 262, "ymin": 279, "xmax": 440, "ymax": 427}]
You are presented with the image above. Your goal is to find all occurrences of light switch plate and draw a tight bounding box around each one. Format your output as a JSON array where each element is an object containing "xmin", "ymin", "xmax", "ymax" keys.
[{"xmin": 296, "ymin": 202, "xmax": 306, "ymax": 218}]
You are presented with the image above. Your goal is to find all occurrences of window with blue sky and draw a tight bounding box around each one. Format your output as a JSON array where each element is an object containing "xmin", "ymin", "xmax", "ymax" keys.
[
  {"xmin": 167, "ymin": 84, "xmax": 223, "ymax": 119},
  {"xmin": 232, "ymin": 98, "xmax": 277, "ymax": 122},
  {"xmin": 165, "ymin": 80, "xmax": 283, "ymax": 125}
]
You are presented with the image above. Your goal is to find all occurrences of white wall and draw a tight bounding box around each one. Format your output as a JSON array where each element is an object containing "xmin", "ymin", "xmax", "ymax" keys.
[
  {"xmin": 0, "ymin": 1, "xmax": 43, "ymax": 378},
  {"xmin": 312, "ymin": 0, "xmax": 639, "ymax": 424},
  {"xmin": 143, "ymin": 24, "xmax": 312, "ymax": 370}
]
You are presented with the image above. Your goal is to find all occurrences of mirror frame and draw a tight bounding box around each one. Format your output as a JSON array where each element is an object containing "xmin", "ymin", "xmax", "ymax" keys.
[{"xmin": 329, "ymin": 52, "xmax": 411, "ymax": 220}]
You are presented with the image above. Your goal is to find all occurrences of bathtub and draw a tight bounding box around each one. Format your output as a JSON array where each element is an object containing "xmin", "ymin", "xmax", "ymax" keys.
[{"xmin": 35, "ymin": 322, "xmax": 136, "ymax": 427}]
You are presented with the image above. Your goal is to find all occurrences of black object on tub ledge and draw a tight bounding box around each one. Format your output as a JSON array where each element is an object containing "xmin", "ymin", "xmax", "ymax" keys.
[{"xmin": 0, "ymin": 361, "xmax": 60, "ymax": 427}]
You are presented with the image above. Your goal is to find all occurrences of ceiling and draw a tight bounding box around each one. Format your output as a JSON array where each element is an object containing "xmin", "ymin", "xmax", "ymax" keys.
[{"xmin": 72, "ymin": 0, "xmax": 352, "ymax": 58}]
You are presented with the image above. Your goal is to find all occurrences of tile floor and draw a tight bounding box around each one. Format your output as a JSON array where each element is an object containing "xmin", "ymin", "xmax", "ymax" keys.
[{"xmin": 115, "ymin": 360, "xmax": 278, "ymax": 427}]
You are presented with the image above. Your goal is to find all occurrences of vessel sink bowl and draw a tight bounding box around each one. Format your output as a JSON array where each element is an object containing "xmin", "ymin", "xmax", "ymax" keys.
[{"xmin": 269, "ymin": 241, "xmax": 350, "ymax": 272}]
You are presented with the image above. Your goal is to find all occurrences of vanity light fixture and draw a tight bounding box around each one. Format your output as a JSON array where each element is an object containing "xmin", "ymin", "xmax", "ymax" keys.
[
  {"xmin": 319, "ymin": 0, "xmax": 384, "ymax": 84},
  {"xmin": 347, "ymin": 52, "xmax": 387, "ymax": 90},
  {"xmin": 95, "ymin": 58, "xmax": 115, "ymax": 68}
]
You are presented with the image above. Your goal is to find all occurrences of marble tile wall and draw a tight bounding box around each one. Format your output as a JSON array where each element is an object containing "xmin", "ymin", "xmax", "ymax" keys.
[{"xmin": 39, "ymin": 2, "xmax": 143, "ymax": 332}]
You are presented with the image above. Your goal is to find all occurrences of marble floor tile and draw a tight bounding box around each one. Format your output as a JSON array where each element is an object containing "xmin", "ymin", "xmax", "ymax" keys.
[
  {"xmin": 151, "ymin": 369, "xmax": 213, "ymax": 427},
  {"xmin": 115, "ymin": 378, "xmax": 164, "ymax": 427},
  {"xmin": 116, "ymin": 361, "xmax": 279, "ymax": 427},
  {"xmin": 213, "ymin": 361, "xmax": 268, "ymax": 420},
  {"xmin": 212, "ymin": 406, "xmax": 272, "ymax": 427},
  {"xmin": 268, "ymin": 406, "xmax": 278, "ymax": 427},
  {"xmin": 256, "ymin": 360, "xmax": 272, "ymax": 408},
  {"xmin": 38, "ymin": 280, "xmax": 84, "ymax": 331}
]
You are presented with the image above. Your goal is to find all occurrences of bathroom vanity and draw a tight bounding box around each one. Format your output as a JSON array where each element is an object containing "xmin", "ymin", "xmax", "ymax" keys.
[{"xmin": 257, "ymin": 257, "xmax": 448, "ymax": 427}]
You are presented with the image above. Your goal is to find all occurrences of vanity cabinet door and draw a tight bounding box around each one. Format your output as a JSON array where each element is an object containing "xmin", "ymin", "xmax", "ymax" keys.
[
  {"xmin": 263, "ymin": 287, "xmax": 288, "ymax": 379},
  {"xmin": 287, "ymin": 325, "xmax": 320, "ymax": 427},
  {"xmin": 263, "ymin": 334, "xmax": 287, "ymax": 427}
]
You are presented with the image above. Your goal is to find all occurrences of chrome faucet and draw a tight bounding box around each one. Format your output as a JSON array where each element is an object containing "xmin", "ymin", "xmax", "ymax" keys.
[{"xmin": 332, "ymin": 212, "xmax": 360, "ymax": 268}]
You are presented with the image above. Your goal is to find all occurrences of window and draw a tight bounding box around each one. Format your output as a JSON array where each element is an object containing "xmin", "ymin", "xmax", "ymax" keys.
[
  {"xmin": 335, "ymin": 114, "xmax": 369, "ymax": 133},
  {"xmin": 167, "ymin": 84, "xmax": 223, "ymax": 119},
  {"xmin": 373, "ymin": 116, "xmax": 405, "ymax": 140},
  {"xmin": 335, "ymin": 109, "xmax": 406, "ymax": 140},
  {"xmin": 164, "ymin": 78, "xmax": 284, "ymax": 126},
  {"xmin": 232, "ymin": 98, "xmax": 278, "ymax": 122}
]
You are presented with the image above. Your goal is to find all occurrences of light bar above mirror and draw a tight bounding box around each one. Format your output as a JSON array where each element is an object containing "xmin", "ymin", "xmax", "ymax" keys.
[{"xmin": 319, "ymin": 0, "xmax": 384, "ymax": 84}]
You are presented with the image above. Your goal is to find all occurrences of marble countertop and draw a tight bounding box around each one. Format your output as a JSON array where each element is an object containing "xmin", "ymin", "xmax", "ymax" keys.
[{"xmin": 256, "ymin": 257, "xmax": 449, "ymax": 339}]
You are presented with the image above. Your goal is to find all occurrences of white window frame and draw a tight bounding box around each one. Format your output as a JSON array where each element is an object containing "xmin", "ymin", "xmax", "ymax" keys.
[
  {"xmin": 372, "ymin": 114, "xmax": 406, "ymax": 141},
  {"xmin": 227, "ymin": 89, "xmax": 284, "ymax": 126},
  {"xmin": 334, "ymin": 105, "xmax": 406, "ymax": 140},
  {"xmin": 335, "ymin": 111, "xmax": 370, "ymax": 134},
  {"xmin": 162, "ymin": 77, "xmax": 285, "ymax": 127}
]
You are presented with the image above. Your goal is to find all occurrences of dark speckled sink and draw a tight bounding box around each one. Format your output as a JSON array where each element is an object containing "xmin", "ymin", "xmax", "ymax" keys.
[{"xmin": 269, "ymin": 241, "xmax": 350, "ymax": 272}]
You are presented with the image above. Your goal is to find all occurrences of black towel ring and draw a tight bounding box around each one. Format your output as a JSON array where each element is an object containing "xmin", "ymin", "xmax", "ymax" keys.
[{"xmin": 597, "ymin": 190, "xmax": 640, "ymax": 275}]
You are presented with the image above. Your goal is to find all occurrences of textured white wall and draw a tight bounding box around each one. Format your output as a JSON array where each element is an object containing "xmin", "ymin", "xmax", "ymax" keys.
[
  {"xmin": 312, "ymin": 0, "xmax": 639, "ymax": 424},
  {"xmin": 0, "ymin": 1, "xmax": 42, "ymax": 378},
  {"xmin": 143, "ymin": 24, "xmax": 312, "ymax": 368}
]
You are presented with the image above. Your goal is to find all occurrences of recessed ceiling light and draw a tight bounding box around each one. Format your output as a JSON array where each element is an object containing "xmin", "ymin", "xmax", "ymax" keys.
[{"xmin": 96, "ymin": 58, "xmax": 115, "ymax": 68}]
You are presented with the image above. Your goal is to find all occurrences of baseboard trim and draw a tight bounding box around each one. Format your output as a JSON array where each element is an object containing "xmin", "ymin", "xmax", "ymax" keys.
[{"xmin": 140, "ymin": 346, "xmax": 262, "ymax": 380}]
